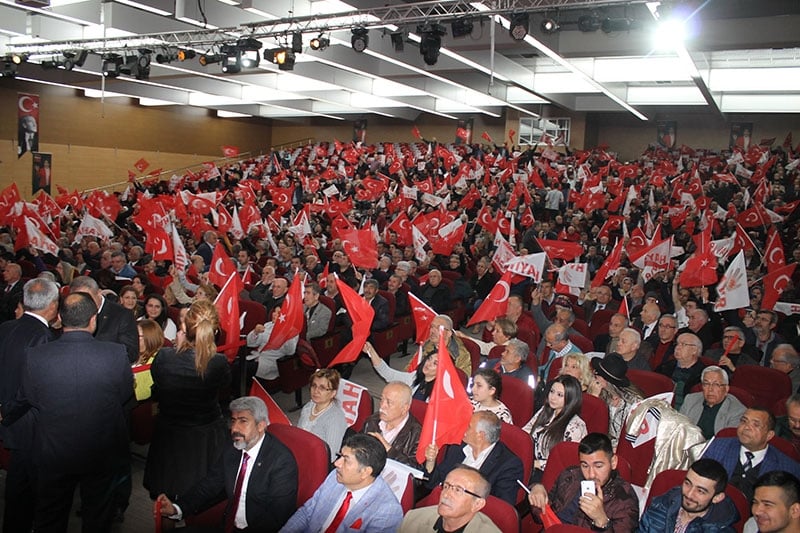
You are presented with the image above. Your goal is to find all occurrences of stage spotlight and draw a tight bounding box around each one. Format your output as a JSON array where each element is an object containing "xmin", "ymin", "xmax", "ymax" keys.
[
  {"xmin": 540, "ymin": 17, "xmax": 560, "ymax": 34},
  {"xmin": 11, "ymin": 53, "xmax": 27, "ymax": 65},
  {"xmin": 451, "ymin": 18, "xmax": 474, "ymax": 38},
  {"xmin": 309, "ymin": 34, "xmax": 329, "ymax": 51},
  {"xmin": 578, "ymin": 15, "xmax": 601, "ymax": 32},
  {"xmin": 417, "ymin": 23, "xmax": 446, "ymax": 66},
  {"xmin": 602, "ymin": 17, "xmax": 632, "ymax": 33},
  {"xmin": 351, "ymin": 28, "xmax": 369, "ymax": 52},
  {"xmin": 291, "ymin": 32, "xmax": 303, "ymax": 53},
  {"xmin": 41, "ymin": 57, "xmax": 61, "ymax": 69},
  {"xmin": 237, "ymin": 37, "xmax": 263, "ymax": 51},
  {"xmin": 121, "ymin": 49, "xmax": 151, "ymax": 79},
  {"xmin": 63, "ymin": 50, "xmax": 88, "ymax": 70},
  {"xmin": 240, "ymin": 49, "xmax": 260, "ymax": 68},
  {"xmin": 155, "ymin": 48, "xmax": 178, "ymax": 63},
  {"xmin": 177, "ymin": 49, "xmax": 196, "ymax": 61},
  {"xmin": 389, "ymin": 31, "xmax": 405, "ymax": 52},
  {"xmin": 270, "ymin": 48, "xmax": 295, "ymax": 71},
  {"xmin": 221, "ymin": 50, "xmax": 241, "ymax": 74},
  {"xmin": 102, "ymin": 54, "xmax": 123, "ymax": 78},
  {"xmin": 1, "ymin": 57, "xmax": 18, "ymax": 77},
  {"xmin": 510, "ymin": 13, "xmax": 530, "ymax": 40},
  {"xmin": 199, "ymin": 52, "xmax": 224, "ymax": 66}
]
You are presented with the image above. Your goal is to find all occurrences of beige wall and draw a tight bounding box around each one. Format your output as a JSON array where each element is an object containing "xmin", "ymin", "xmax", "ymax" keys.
[{"xmin": 1, "ymin": 79, "xmax": 273, "ymax": 197}]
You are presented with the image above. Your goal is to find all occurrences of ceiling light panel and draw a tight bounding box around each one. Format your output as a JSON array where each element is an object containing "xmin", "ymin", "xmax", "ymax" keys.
[
  {"xmin": 534, "ymin": 72, "xmax": 601, "ymax": 94},
  {"xmin": 626, "ymin": 86, "xmax": 706, "ymax": 105},
  {"xmin": 591, "ymin": 57, "xmax": 690, "ymax": 83},
  {"xmin": 707, "ymin": 67, "xmax": 800, "ymax": 92}
]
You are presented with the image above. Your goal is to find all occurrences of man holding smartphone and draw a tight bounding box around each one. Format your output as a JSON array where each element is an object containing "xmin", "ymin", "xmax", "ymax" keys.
[{"xmin": 527, "ymin": 433, "xmax": 639, "ymax": 531}]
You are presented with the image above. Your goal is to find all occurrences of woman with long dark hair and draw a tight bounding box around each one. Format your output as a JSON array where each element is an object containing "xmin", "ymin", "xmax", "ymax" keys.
[
  {"xmin": 140, "ymin": 293, "xmax": 177, "ymax": 343},
  {"xmin": 523, "ymin": 374, "xmax": 587, "ymax": 480}
]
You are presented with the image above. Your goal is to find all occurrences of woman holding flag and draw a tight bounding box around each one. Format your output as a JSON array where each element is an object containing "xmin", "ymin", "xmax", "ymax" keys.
[{"xmin": 363, "ymin": 340, "xmax": 438, "ymax": 402}]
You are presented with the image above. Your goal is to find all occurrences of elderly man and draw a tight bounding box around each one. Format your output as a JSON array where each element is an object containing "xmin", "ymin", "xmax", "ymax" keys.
[
  {"xmin": 656, "ymin": 332, "xmax": 706, "ymax": 410},
  {"xmin": 417, "ymin": 268, "xmax": 450, "ymax": 313},
  {"xmin": 386, "ymin": 274, "xmax": 410, "ymax": 317},
  {"xmin": 616, "ymin": 327, "xmax": 652, "ymax": 370},
  {"xmin": 581, "ymin": 285, "xmax": 619, "ymax": 324},
  {"xmin": 303, "ymin": 282, "xmax": 332, "ymax": 340},
  {"xmin": 528, "ymin": 433, "xmax": 640, "ymax": 532},
  {"xmin": 705, "ymin": 326, "xmax": 761, "ymax": 376},
  {"xmin": 680, "ymin": 365, "xmax": 747, "ymax": 439},
  {"xmin": 400, "ymin": 466, "xmax": 501, "ymax": 533},
  {"xmin": 157, "ymin": 396, "xmax": 298, "ymax": 532},
  {"xmin": 651, "ymin": 314, "xmax": 679, "ymax": 370},
  {"xmin": 108, "ymin": 250, "xmax": 137, "ymax": 279},
  {"xmin": 363, "ymin": 279, "xmax": 390, "ymax": 332},
  {"xmin": 594, "ymin": 313, "xmax": 628, "ymax": 353},
  {"xmin": 0, "ymin": 279, "xmax": 59, "ymax": 533},
  {"xmin": 0, "ymin": 262, "xmax": 23, "ymax": 323},
  {"xmin": 362, "ymin": 381, "xmax": 422, "ymax": 468},
  {"xmin": 637, "ymin": 302, "xmax": 662, "ymax": 348},
  {"xmin": 485, "ymin": 338, "xmax": 536, "ymax": 387},
  {"xmin": 681, "ymin": 308, "xmax": 716, "ymax": 353},
  {"xmin": 775, "ymin": 394, "xmax": 800, "ymax": 456},
  {"xmin": 249, "ymin": 265, "xmax": 276, "ymax": 305},
  {"xmin": 417, "ymin": 314, "xmax": 472, "ymax": 377},
  {"xmin": 423, "ymin": 411, "xmax": 524, "ymax": 505},
  {"xmin": 195, "ymin": 230, "xmax": 218, "ymax": 271},
  {"xmin": 539, "ymin": 324, "xmax": 583, "ymax": 381},
  {"xmin": 754, "ymin": 310, "xmax": 786, "ymax": 367},
  {"xmin": 262, "ymin": 276, "xmax": 289, "ymax": 312},
  {"xmin": 702, "ymin": 407, "xmax": 800, "ymax": 502},
  {"xmin": 281, "ymin": 434, "xmax": 402, "ymax": 533},
  {"xmin": 770, "ymin": 344, "xmax": 800, "ymax": 393},
  {"xmin": 639, "ymin": 459, "xmax": 738, "ymax": 532},
  {"xmin": 468, "ymin": 257, "xmax": 498, "ymax": 313},
  {"xmin": 751, "ymin": 471, "xmax": 800, "ymax": 533}
]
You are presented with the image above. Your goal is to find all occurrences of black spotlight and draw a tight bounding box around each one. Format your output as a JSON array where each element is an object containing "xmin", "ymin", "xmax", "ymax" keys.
[
  {"xmin": 291, "ymin": 32, "xmax": 303, "ymax": 53},
  {"xmin": 155, "ymin": 48, "xmax": 178, "ymax": 63},
  {"xmin": 510, "ymin": 13, "xmax": 530, "ymax": 40},
  {"xmin": 0, "ymin": 57, "xmax": 18, "ymax": 77},
  {"xmin": 417, "ymin": 23, "xmax": 446, "ymax": 66},
  {"xmin": 64, "ymin": 50, "xmax": 88, "ymax": 70},
  {"xmin": 221, "ymin": 48, "xmax": 242, "ymax": 74},
  {"xmin": 578, "ymin": 15, "xmax": 601, "ymax": 32},
  {"xmin": 540, "ymin": 17, "xmax": 559, "ymax": 34},
  {"xmin": 389, "ymin": 31, "xmax": 405, "ymax": 52},
  {"xmin": 270, "ymin": 48, "xmax": 295, "ymax": 71},
  {"xmin": 199, "ymin": 52, "xmax": 224, "ymax": 66},
  {"xmin": 309, "ymin": 34, "xmax": 329, "ymax": 51},
  {"xmin": 177, "ymin": 49, "xmax": 196, "ymax": 61},
  {"xmin": 451, "ymin": 18, "xmax": 474, "ymax": 38},
  {"xmin": 121, "ymin": 50, "xmax": 151, "ymax": 80},
  {"xmin": 351, "ymin": 28, "xmax": 369, "ymax": 52},
  {"xmin": 601, "ymin": 17, "xmax": 632, "ymax": 33},
  {"xmin": 102, "ymin": 54, "xmax": 122, "ymax": 78}
]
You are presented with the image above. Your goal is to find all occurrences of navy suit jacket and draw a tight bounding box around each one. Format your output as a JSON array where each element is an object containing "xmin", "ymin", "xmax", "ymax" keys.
[
  {"xmin": 18, "ymin": 331, "xmax": 133, "ymax": 473},
  {"xmin": 0, "ymin": 313, "xmax": 55, "ymax": 449},
  {"xmin": 0, "ymin": 280, "xmax": 24, "ymax": 322},
  {"xmin": 95, "ymin": 298, "xmax": 139, "ymax": 362},
  {"xmin": 369, "ymin": 294, "xmax": 391, "ymax": 332},
  {"xmin": 178, "ymin": 433, "xmax": 298, "ymax": 533},
  {"xmin": 426, "ymin": 441, "xmax": 524, "ymax": 505},
  {"xmin": 702, "ymin": 437, "xmax": 800, "ymax": 481}
]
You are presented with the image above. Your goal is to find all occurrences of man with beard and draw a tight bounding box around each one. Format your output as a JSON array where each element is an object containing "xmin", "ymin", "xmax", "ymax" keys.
[{"xmin": 639, "ymin": 459, "xmax": 738, "ymax": 532}]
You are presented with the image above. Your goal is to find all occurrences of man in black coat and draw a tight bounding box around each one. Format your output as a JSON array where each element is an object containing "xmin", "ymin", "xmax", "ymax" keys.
[
  {"xmin": 157, "ymin": 396, "xmax": 298, "ymax": 532},
  {"xmin": 0, "ymin": 278, "xmax": 59, "ymax": 533},
  {"xmin": 14, "ymin": 292, "xmax": 133, "ymax": 533},
  {"xmin": 364, "ymin": 279, "xmax": 390, "ymax": 332},
  {"xmin": 70, "ymin": 275, "xmax": 138, "ymax": 362},
  {"xmin": 0, "ymin": 262, "xmax": 24, "ymax": 323}
]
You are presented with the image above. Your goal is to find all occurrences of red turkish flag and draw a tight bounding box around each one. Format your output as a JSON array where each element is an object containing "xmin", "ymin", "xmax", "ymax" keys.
[
  {"xmin": 761, "ymin": 263, "xmax": 798, "ymax": 310},
  {"xmin": 521, "ymin": 206, "xmax": 535, "ymax": 228},
  {"xmin": 214, "ymin": 272, "xmax": 244, "ymax": 361},
  {"xmin": 221, "ymin": 145, "xmax": 240, "ymax": 158},
  {"xmin": 537, "ymin": 239, "xmax": 584, "ymax": 261},
  {"xmin": 267, "ymin": 185, "xmax": 294, "ymax": 217},
  {"xmin": 456, "ymin": 127, "xmax": 468, "ymax": 141},
  {"xmin": 736, "ymin": 204, "xmax": 769, "ymax": 228},
  {"xmin": 680, "ymin": 248, "xmax": 718, "ymax": 288},
  {"xmin": 415, "ymin": 329, "xmax": 473, "ymax": 464},
  {"xmin": 339, "ymin": 227, "xmax": 379, "ymax": 270},
  {"xmin": 481, "ymin": 131, "xmax": 493, "ymax": 143},
  {"xmin": 387, "ymin": 212, "xmax": 413, "ymax": 247},
  {"xmin": 409, "ymin": 292, "xmax": 437, "ymax": 345},
  {"xmin": 262, "ymin": 273, "xmax": 304, "ymax": 351},
  {"xmin": 208, "ymin": 242, "xmax": 236, "ymax": 289},
  {"xmin": 592, "ymin": 239, "xmax": 624, "ymax": 288},
  {"xmin": 765, "ymin": 227, "xmax": 786, "ymax": 272},
  {"xmin": 626, "ymin": 227, "xmax": 650, "ymax": 258},
  {"xmin": 146, "ymin": 226, "xmax": 174, "ymax": 262},
  {"xmin": 476, "ymin": 206, "xmax": 498, "ymax": 234},
  {"xmin": 133, "ymin": 158, "xmax": 150, "ymax": 172},
  {"xmin": 249, "ymin": 379, "xmax": 291, "ymax": 426},
  {"xmin": 732, "ymin": 223, "xmax": 756, "ymax": 254},
  {"xmin": 216, "ymin": 205, "xmax": 234, "ymax": 234},
  {"xmin": 411, "ymin": 125, "xmax": 422, "ymax": 140},
  {"xmin": 458, "ymin": 188, "xmax": 481, "ymax": 210},
  {"xmin": 429, "ymin": 219, "xmax": 466, "ymax": 256},
  {"xmin": 467, "ymin": 271, "xmax": 513, "ymax": 326},
  {"xmin": 327, "ymin": 276, "xmax": 375, "ymax": 367}
]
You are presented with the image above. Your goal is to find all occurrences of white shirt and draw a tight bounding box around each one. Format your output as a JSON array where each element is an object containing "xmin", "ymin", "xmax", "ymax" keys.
[
  {"xmin": 739, "ymin": 445, "xmax": 768, "ymax": 469},
  {"xmin": 379, "ymin": 414, "xmax": 410, "ymax": 445},
  {"xmin": 234, "ymin": 434, "xmax": 266, "ymax": 529},
  {"xmin": 321, "ymin": 482, "xmax": 373, "ymax": 531},
  {"xmin": 461, "ymin": 442, "xmax": 497, "ymax": 470}
]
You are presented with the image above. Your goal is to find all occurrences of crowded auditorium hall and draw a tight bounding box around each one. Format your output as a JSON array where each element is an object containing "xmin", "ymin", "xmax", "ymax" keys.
[{"xmin": 2, "ymin": 0, "xmax": 800, "ymax": 531}]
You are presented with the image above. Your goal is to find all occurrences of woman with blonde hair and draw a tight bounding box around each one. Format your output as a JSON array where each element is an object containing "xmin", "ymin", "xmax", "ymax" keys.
[
  {"xmin": 558, "ymin": 353, "xmax": 593, "ymax": 391},
  {"xmin": 143, "ymin": 300, "xmax": 231, "ymax": 499}
]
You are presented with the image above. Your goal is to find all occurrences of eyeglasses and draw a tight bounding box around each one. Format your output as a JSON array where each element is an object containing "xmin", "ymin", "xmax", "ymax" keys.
[
  {"xmin": 440, "ymin": 481, "xmax": 483, "ymax": 499},
  {"xmin": 676, "ymin": 342, "xmax": 699, "ymax": 349},
  {"xmin": 310, "ymin": 384, "xmax": 334, "ymax": 391},
  {"xmin": 701, "ymin": 381, "xmax": 726, "ymax": 389},
  {"xmin": 659, "ymin": 324, "xmax": 677, "ymax": 329}
]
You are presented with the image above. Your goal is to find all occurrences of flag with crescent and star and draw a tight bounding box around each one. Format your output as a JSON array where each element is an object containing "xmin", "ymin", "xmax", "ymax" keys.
[
  {"xmin": 208, "ymin": 242, "xmax": 236, "ymax": 289},
  {"xmin": 262, "ymin": 272, "xmax": 304, "ymax": 351},
  {"xmin": 18, "ymin": 93, "xmax": 40, "ymax": 158},
  {"xmin": 467, "ymin": 271, "xmax": 513, "ymax": 326},
  {"xmin": 214, "ymin": 272, "xmax": 244, "ymax": 361}
]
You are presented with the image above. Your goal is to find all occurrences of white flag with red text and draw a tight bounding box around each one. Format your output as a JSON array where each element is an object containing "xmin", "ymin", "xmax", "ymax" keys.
[{"xmin": 714, "ymin": 251, "xmax": 750, "ymax": 312}]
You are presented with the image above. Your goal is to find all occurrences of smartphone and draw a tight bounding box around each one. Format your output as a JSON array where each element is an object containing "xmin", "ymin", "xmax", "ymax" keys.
[{"xmin": 581, "ymin": 480, "xmax": 596, "ymax": 496}]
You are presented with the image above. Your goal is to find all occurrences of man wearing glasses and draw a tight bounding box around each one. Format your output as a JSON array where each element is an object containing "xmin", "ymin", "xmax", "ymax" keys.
[
  {"xmin": 400, "ymin": 466, "xmax": 501, "ymax": 533},
  {"xmin": 655, "ymin": 332, "xmax": 706, "ymax": 410},
  {"xmin": 680, "ymin": 366, "xmax": 747, "ymax": 439},
  {"xmin": 281, "ymin": 433, "xmax": 402, "ymax": 532},
  {"xmin": 704, "ymin": 326, "xmax": 760, "ymax": 377},
  {"xmin": 770, "ymin": 344, "xmax": 800, "ymax": 393}
]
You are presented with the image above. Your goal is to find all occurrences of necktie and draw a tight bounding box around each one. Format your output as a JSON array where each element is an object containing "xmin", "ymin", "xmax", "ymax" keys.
[
  {"xmin": 743, "ymin": 451, "xmax": 754, "ymax": 473},
  {"xmin": 324, "ymin": 491, "xmax": 352, "ymax": 533},
  {"xmin": 225, "ymin": 452, "xmax": 250, "ymax": 533}
]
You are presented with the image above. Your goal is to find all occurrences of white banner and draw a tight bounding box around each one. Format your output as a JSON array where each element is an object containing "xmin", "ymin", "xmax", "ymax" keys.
[
  {"xmin": 336, "ymin": 378, "xmax": 367, "ymax": 427},
  {"xmin": 505, "ymin": 253, "xmax": 547, "ymax": 282}
]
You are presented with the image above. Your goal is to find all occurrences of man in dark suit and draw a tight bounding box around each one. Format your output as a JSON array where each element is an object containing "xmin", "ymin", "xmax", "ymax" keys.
[
  {"xmin": 363, "ymin": 279, "xmax": 390, "ymax": 332},
  {"xmin": 416, "ymin": 269, "xmax": 451, "ymax": 313},
  {"xmin": 423, "ymin": 411, "xmax": 524, "ymax": 505},
  {"xmin": 0, "ymin": 262, "xmax": 24, "ymax": 323},
  {"xmin": 157, "ymin": 396, "xmax": 298, "ymax": 532},
  {"xmin": 702, "ymin": 407, "xmax": 800, "ymax": 502},
  {"xmin": 14, "ymin": 292, "xmax": 133, "ymax": 533},
  {"xmin": 0, "ymin": 278, "xmax": 59, "ymax": 533},
  {"xmin": 581, "ymin": 285, "xmax": 619, "ymax": 325},
  {"xmin": 70, "ymin": 275, "xmax": 138, "ymax": 362},
  {"xmin": 195, "ymin": 230, "xmax": 218, "ymax": 272}
]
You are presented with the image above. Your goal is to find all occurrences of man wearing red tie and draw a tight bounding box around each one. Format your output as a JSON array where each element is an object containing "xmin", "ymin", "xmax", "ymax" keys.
[
  {"xmin": 280, "ymin": 434, "xmax": 403, "ymax": 532},
  {"xmin": 157, "ymin": 396, "xmax": 298, "ymax": 532}
]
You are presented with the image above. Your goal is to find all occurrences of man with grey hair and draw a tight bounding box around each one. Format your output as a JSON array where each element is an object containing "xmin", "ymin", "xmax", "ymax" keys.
[
  {"xmin": 0, "ymin": 278, "xmax": 59, "ymax": 533},
  {"xmin": 108, "ymin": 250, "xmax": 137, "ymax": 279},
  {"xmin": 656, "ymin": 332, "xmax": 706, "ymax": 410},
  {"xmin": 70, "ymin": 276, "xmax": 138, "ymax": 362},
  {"xmin": 423, "ymin": 411, "xmax": 524, "ymax": 505},
  {"xmin": 485, "ymin": 337, "xmax": 537, "ymax": 387},
  {"xmin": 616, "ymin": 327, "xmax": 652, "ymax": 371},
  {"xmin": 539, "ymin": 324, "xmax": 582, "ymax": 383},
  {"xmin": 775, "ymin": 394, "xmax": 800, "ymax": 454},
  {"xmin": 770, "ymin": 344, "xmax": 800, "ymax": 393},
  {"xmin": 680, "ymin": 365, "xmax": 747, "ymax": 439},
  {"xmin": 418, "ymin": 314, "xmax": 472, "ymax": 377},
  {"xmin": 195, "ymin": 230, "xmax": 218, "ymax": 272},
  {"xmin": 0, "ymin": 262, "xmax": 23, "ymax": 323},
  {"xmin": 704, "ymin": 326, "xmax": 760, "ymax": 376},
  {"xmin": 363, "ymin": 381, "xmax": 422, "ymax": 468},
  {"xmin": 157, "ymin": 396, "xmax": 298, "ymax": 531}
]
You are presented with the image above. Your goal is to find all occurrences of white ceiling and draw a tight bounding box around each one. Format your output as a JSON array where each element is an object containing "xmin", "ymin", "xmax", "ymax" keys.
[{"xmin": 2, "ymin": 0, "xmax": 800, "ymax": 122}]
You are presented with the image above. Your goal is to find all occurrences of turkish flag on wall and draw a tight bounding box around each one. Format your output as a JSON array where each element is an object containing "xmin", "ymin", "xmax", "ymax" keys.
[
  {"xmin": 415, "ymin": 330, "xmax": 473, "ymax": 464},
  {"xmin": 327, "ymin": 276, "xmax": 375, "ymax": 367},
  {"xmin": 208, "ymin": 242, "xmax": 236, "ymax": 289},
  {"xmin": 467, "ymin": 271, "xmax": 513, "ymax": 326},
  {"xmin": 214, "ymin": 272, "xmax": 243, "ymax": 361},
  {"xmin": 263, "ymin": 273, "xmax": 304, "ymax": 351}
]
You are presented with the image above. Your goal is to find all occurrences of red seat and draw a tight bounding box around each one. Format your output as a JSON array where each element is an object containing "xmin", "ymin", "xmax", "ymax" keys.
[
  {"xmin": 410, "ymin": 398, "xmax": 428, "ymax": 425},
  {"xmin": 547, "ymin": 357, "xmax": 564, "ymax": 382},
  {"xmin": 571, "ymin": 319, "xmax": 590, "ymax": 338},
  {"xmin": 581, "ymin": 393, "xmax": 610, "ymax": 435},
  {"xmin": 130, "ymin": 399, "xmax": 157, "ymax": 445},
  {"xmin": 309, "ymin": 296, "xmax": 341, "ymax": 367},
  {"xmin": 488, "ymin": 344, "xmax": 505, "ymax": 361},
  {"xmin": 517, "ymin": 328, "xmax": 540, "ymax": 360},
  {"xmin": 501, "ymin": 374, "xmax": 535, "ymax": 428},
  {"xmin": 716, "ymin": 427, "xmax": 800, "ymax": 462},
  {"xmin": 350, "ymin": 388, "xmax": 374, "ymax": 433},
  {"xmin": 499, "ymin": 422, "xmax": 534, "ymax": 501},
  {"xmin": 460, "ymin": 336, "xmax": 482, "ymax": 375},
  {"xmin": 589, "ymin": 308, "xmax": 616, "ymax": 334},
  {"xmin": 616, "ymin": 431, "xmax": 657, "ymax": 487},
  {"xmin": 646, "ymin": 468, "xmax": 686, "ymax": 508},
  {"xmin": 731, "ymin": 366, "xmax": 792, "ymax": 410},
  {"xmin": 399, "ymin": 473, "xmax": 415, "ymax": 514},
  {"xmin": 267, "ymin": 423, "xmax": 331, "ymax": 507},
  {"xmin": 272, "ymin": 339, "xmax": 320, "ymax": 409},
  {"xmin": 542, "ymin": 441, "xmax": 632, "ymax": 492},
  {"xmin": 371, "ymin": 290, "xmax": 400, "ymax": 361},
  {"xmin": 417, "ymin": 486, "xmax": 520, "ymax": 533},
  {"xmin": 568, "ymin": 333, "xmax": 594, "ymax": 354},
  {"xmin": 239, "ymin": 298, "xmax": 267, "ymax": 336},
  {"xmin": 627, "ymin": 369, "xmax": 676, "ymax": 399}
]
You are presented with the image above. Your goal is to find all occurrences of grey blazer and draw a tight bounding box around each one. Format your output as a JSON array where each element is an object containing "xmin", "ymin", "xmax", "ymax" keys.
[{"xmin": 679, "ymin": 392, "xmax": 746, "ymax": 435}]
